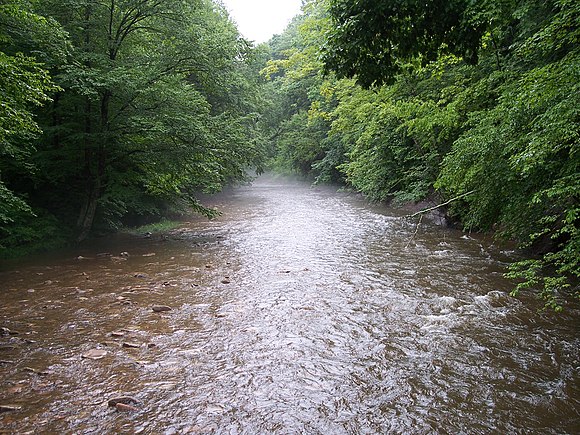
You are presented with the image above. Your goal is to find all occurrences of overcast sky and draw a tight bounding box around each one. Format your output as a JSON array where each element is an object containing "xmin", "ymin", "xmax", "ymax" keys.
[{"xmin": 221, "ymin": 0, "xmax": 303, "ymax": 43}]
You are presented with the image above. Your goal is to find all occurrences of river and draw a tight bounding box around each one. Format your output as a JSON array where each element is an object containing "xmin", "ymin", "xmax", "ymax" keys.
[{"xmin": 0, "ymin": 175, "xmax": 578, "ymax": 434}]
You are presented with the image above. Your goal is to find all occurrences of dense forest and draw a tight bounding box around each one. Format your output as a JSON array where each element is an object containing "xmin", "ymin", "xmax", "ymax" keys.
[
  {"xmin": 1, "ymin": 0, "xmax": 578, "ymax": 310},
  {"xmin": 1, "ymin": 0, "xmax": 268, "ymax": 250}
]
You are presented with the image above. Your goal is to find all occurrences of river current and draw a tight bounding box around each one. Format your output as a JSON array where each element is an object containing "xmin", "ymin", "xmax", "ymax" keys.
[{"xmin": 0, "ymin": 175, "xmax": 578, "ymax": 433}]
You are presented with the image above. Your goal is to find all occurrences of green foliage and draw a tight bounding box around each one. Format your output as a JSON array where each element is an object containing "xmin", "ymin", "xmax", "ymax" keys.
[
  {"xmin": 323, "ymin": 0, "xmax": 486, "ymax": 87},
  {"xmin": 0, "ymin": 2, "xmax": 62, "ymax": 240},
  {"xmin": 0, "ymin": 207, "xmax": 70, "ymax": 258},
  {"xmin": 264, "ymin": 0, "xmax": 580, "ymax": 310},
  {"xmin": 1, "ymin": 0, "xmax": 269, "ymax": 254}
]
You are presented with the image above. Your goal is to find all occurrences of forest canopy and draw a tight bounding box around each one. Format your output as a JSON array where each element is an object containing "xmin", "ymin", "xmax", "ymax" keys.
[
  {"xmin": 1, "ymin": 0, "xmax": 267, "ymax": 253},
  {"xmin": 261, "ymin": 0, "xmax": 579, "ymax": 310}
]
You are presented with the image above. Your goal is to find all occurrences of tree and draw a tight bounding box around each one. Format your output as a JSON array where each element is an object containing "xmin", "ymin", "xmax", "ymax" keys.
[
  {"xmin": 32, "ymin": 0, "xmax": 265, "ymax": 240},
  {"xmin": 0, "ymin": 0, "xmax": 64, "ymax": 249},
  {"xmin": 1, "ymin": 0, "xmax": 268, "ymax": 255},
  {"xmin": 322, "ymin": 0, "xmax": 486, "ymax": 87},
  {"xmin": 265, "ymin": 0, "xmax": 580, "ymax": 309}
]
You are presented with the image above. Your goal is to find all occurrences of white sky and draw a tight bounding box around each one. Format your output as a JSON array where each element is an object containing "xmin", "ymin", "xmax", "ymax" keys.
[{"xmin": 220, "ymin": 0, "xmax": 303, "ymax": 43}]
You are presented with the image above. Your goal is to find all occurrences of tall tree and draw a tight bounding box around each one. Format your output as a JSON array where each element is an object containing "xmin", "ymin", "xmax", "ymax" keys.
[
  {"xmin": 0, "ymin": 0, "xmax": 65, "ymax": 249},
  {"xmin": 32, "ymin": 0, "xmax": 264, "ymax": 240},
  {"xmin": 322, "ymin": 0, "xmax": 487, "ymax": 87}
]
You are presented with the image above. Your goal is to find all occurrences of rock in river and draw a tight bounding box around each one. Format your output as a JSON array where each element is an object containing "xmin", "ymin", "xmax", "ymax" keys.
[
  {"xmin": 122, "ymin": 342, "xmax": 140, "ymax": 348},
  {"xmin": 108, "ymin": 396, "xmax": 141, "ymax": 412},
  {"xmin": 0, "ymin": 405, "xmax": 22, "ymax": 413},
  {"xmin": 82, "ymin": 349, "xmax": 108, "ymax": 360},
  {"xmin": 152, "ymin": 305, "xmax": 172, "ymax": 312}
]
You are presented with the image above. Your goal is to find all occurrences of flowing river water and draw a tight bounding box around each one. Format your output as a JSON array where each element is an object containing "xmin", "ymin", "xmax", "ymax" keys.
[{"xmin": 0, "ymin": 175, "xmax": 578, "ymax": 434}]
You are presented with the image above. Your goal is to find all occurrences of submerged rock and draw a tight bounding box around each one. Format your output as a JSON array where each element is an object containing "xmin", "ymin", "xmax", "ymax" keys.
[
  {"xmin": 0, "ymin": 327, "xmax": 19, "ymax": 336},
  {"xmin": 0, "ymin": 404, "xmax": 22, "ymax": 413},
  {"xmin": 82, "ymin": 349, "xmax": 107, "ymax": 360},
  {"xmin": 122, "ymin": 342, "xmax": 140, "ymax": 348},
  {"xmin": 108, "ymin": 396, "xmax": 141, "ymax": 412},
  {"xmin": 152, "ymin": 305, "xmax": 172, "ymax": 312},
  {"xmin": 115, "ymin": 402, "xmax": 139, "ymax": 412}
]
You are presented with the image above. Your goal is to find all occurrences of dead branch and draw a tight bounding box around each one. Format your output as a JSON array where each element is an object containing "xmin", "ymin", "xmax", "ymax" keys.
[{"xmin": 406, "ymin": 190, "xmax": 476, "ymax": 218}]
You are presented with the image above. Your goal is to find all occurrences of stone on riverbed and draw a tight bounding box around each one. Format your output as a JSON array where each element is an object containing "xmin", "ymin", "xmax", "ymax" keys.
[
  {"xmin": 0, "ymin": 405, "xmax": 22, "ymax": 412},
  {"xmin": 115, "ymin": 402, "xmax": 139, "ymax": 412},
  {"xmin": 152, "ymin": 305, "xmax": 172, "ymax": 312},
  {"xmin": 82, "ymin": 349, "xmax": 107, "ymax": 359},
  {"xmin": 122, "ymin": 342, "xmax": 140, "ymax": 348},
  {"xmin": 108, "ymin": 396, "xmax": 141, "ymax": 412}
]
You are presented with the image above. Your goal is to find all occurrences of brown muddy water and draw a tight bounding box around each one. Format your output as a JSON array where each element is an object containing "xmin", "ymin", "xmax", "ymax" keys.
[{"xmin": 0, "ymin": 175, "xmax": 578, "ymax": 434}]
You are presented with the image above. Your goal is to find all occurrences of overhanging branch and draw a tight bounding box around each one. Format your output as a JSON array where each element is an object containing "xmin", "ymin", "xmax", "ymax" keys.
[{"xmin": 406, "ymin": 190, "xmax": 476, "ymax": 218}]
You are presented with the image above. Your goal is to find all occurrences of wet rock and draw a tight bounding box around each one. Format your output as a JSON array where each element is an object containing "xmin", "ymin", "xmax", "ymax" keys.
[
  {"xmin": 115, "ymin": 402, "xmax": 139, "ymax": 412},
  {"xmin": 0, "ymin": 405, "xmax": 22, "ymax": 413},
  {"xmin": 142, "ymin": 253, "xmax": 156, "ymax": 257},
  {"xmin": 110, "ymin": 331, "xmax": 125, "ymax": 338},
  {"xmin": 22, "ymin": 367, "xmax": 49, "ymax": 376},
  {"xmin": 101, "ymin": 340, "xmax": 120, "ymax": 347},
  {"xmin": 0, "ymin": 327, "xmax": 19, "ymax": 336},
  {"xmin": 134, "ymin": 273, "xmax": 149, "ymax": 279},
  {"xmin": 6, "ymin": 385, "xmax": 23, "ymax": 394},
  {"xmin": 120, "ymin": 252, "xmax": 130, "ymax": 257},
  {"xmin": 76, "ymin": 256, "xmax": 90, "ymax": 261},
  {"xmin": 82, "ymin": 349, "xmax": 108, "ymax": 360},
  {"xmin": 0, "ymin": 360, "xmax": 14, "ymax": 365},
  {"xmin": 108, "ymin": 396, "xmax": 140, "ymax": 408},
  {"xmin": 122, "ymin": 342, "xmax": 140, "ymax": 349},
  {"xmin": 152, "ymin": 305, "xmax": 172, "ymax": 313}
]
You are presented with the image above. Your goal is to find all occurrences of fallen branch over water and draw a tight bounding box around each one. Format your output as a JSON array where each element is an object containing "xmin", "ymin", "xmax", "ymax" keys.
[
  {"xmin": 406, "ymin": 190, "xmax": 476, "ymax": 218},
  {"xmin": 405, "ymin": 214, "xmax": 423, "ymax": 248}
]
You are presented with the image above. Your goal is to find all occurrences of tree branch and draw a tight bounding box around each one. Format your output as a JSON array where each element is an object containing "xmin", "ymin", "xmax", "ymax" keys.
[{"xmin": 406, "ymin": 190, "xmax": 476, "ymax": 218}]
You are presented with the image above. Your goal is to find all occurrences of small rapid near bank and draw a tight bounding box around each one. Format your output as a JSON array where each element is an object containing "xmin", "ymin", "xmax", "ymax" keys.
[{"xmin": 1, "ymin": 175, "xmax": 578, "ymax": 433}]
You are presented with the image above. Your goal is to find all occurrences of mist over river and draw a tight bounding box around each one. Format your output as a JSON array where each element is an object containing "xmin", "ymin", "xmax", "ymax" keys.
[{"xmin": 1, "ymin": 175, "xmax": 578, "ymax": 433}]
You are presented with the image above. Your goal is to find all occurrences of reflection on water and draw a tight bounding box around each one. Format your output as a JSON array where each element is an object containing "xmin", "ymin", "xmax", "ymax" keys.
[{"xmin": 1, "ymin": 175, "xmax": 578, "ymax": 433}]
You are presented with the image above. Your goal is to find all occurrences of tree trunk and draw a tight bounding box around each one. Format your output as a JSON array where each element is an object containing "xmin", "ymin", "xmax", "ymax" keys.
[
  {"xmin": 76, "ymin": 90, "xmax": 110, "ymax": 241},
  {"xmin": 76, "ymin": 177, "xmax": 101, "ymax": 242}
]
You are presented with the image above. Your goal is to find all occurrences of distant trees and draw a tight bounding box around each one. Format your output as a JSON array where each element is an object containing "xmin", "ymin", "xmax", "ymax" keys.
[{"xmin": 263, "ymin": 0, "xmax": 579, "ymax": 309}]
